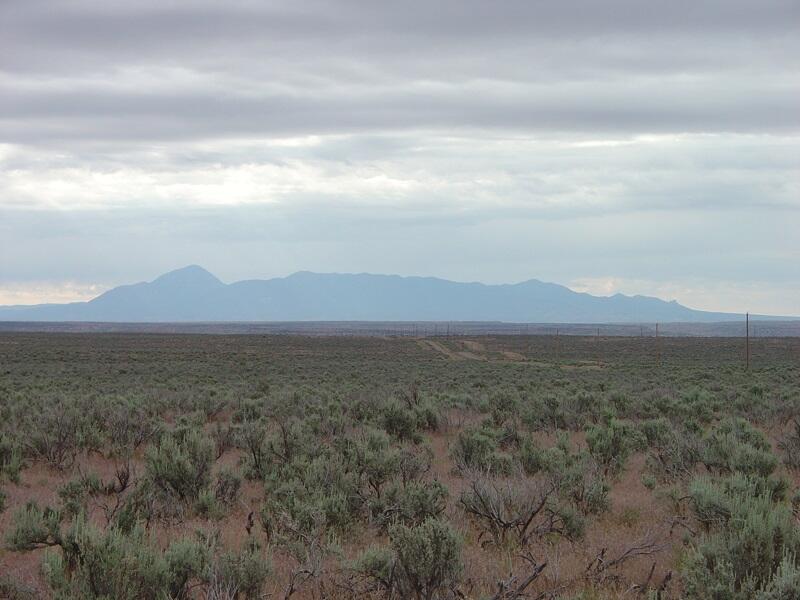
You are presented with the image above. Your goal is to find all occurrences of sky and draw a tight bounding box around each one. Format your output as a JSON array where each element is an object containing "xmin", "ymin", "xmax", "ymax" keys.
[{"xmin": 1, "ymin": 0, "xmax": 798, "ymax": 314}]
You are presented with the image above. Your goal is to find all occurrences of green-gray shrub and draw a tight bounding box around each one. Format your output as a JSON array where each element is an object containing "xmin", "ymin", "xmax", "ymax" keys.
[
  {"xmin": 381, "ymin": 402, "xmax": 422, "ymax": 442},
  {"xmin": 390, "ymin": 517, "xmax": 462, "ymax": 600},
  {"xmin": 57, "ymin": 473, "xmax": 103, "ymax": 518},
  {"xmin": 755, "ymin": 555, "xmax": 800, "ymax": 599},
  {"xmin": 0, "ymin": 574, "xmax": 38, "ymax": 600},
  {"xmin": 644, "ymin": 422, "xmax": 703, "ymax": 482},
  {"xmin": 213, "ymin": 538, "xmax": 271, "ymax": 599},
  {"xmin": 450, "ymin": 426, "xmax": 513, "ymax": 475},
  {"xmin": 585, "ymin": 416, "xmax": 646, "ymax": 476},
  {"xmin": 702, "ymin": 418, "xmax": 778, "ymax": 478},
  {"xmin": 682, "ymin": 475, "xmax": 800, "ymax": 599},
  {"xmin": 369, "ymin": 480, "xmax": 448, "ymax": 530},
  {"xmin": 778, "ymin": 419, "xmax": 800, "ymax": 470},
  {"xmin": 145, "ymin": 429, "xmax": 214, "ymax": 504},
  {"xmin": 0, "ymin": 434, "xmax": 23, "ymax": 483},
  {"xmin": 4, "ymin": 501, "xmax": 63, "ymax": 551},
  {"xmin": 214, "ymin": 467, "xmax": 243, "ymax": 507},
  {"xmin": 520, "ymin": 435, "xmax": 610, "ymax": 517}
]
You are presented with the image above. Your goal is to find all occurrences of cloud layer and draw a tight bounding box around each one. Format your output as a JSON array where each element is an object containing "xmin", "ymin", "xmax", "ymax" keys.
[{"xmin": 1, "ymin": 0, "xmax": 798, "ymax": 313}]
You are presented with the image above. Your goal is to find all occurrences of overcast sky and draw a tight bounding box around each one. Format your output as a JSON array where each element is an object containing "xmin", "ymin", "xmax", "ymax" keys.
[{"xmin": 1, "ymin": 0, "xmax": 798, "ymax": 314}]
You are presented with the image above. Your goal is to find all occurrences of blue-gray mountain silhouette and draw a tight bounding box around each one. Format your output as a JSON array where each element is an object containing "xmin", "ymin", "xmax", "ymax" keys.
[{"xmin": 0, "ymin": 265, "xmax": 767, "ymax": 323}]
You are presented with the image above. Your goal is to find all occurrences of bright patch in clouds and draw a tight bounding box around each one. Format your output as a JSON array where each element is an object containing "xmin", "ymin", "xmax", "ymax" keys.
[
  {"xmin": 0, "ymin": 282, "xmax": 107, "ymax": 306},
  {"xmin": 570, "ymin": 278, "xmax": 800, "ymax": 316}
]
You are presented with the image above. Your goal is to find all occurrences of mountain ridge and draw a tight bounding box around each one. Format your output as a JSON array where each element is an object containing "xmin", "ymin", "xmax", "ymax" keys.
[{"xmin": 0, "ymin": 265, "xmax": 789, "ymax": 323}]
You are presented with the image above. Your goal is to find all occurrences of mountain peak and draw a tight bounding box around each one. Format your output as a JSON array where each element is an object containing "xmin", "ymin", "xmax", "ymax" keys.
[{"xmin": 152, "ymin": 265, "xmax": 223, "ymax": 287}]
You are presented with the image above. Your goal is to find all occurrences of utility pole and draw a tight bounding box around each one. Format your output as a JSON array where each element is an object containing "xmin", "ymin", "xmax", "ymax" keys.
[{"xmin": 746, "ymin": 312, "xmax": 750, "ymax": 371}]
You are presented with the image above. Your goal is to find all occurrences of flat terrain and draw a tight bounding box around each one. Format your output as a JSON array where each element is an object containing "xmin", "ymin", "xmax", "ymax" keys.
[
  {"xmin": 1, "ymin": 333, "xmax": 799, "ymax": 598},
  {"xmin": 2, "ymin": 319, "xmax": 800, "ymax": 337}
]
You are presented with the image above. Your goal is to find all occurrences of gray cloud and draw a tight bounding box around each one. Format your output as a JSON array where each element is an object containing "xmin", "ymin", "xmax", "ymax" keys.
[
  {"xmin": 2, "ymin": 0, "xmax": 798, "ymax": 144},
  {"xmin": 0, "ymin": 0, "xmax": 798, "ymax": 314},
  {"xmin": 2, "ymin": 77, "xmax": 798, "ymax": 146}
]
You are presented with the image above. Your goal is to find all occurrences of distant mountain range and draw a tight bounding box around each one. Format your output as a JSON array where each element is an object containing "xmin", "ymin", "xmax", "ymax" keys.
[{"xmin": 0, "ymin": 265, "xmax": 788, "ymax": 323}]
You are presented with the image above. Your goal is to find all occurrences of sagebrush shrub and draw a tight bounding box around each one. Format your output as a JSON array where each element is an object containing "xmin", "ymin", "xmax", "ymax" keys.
[
  {"xmin": 682, "ymin": 474, "xmax": 800, "ymax": 599},
  {"xmin": 145, "ymin": 429, "xmax": 214, "ymax": 504},
  {"xmin": 0, "ymin": 434, "xmax": 23, "ymax": 483},
  {"xmin": 519, "ymin": 434, "xmax": 610, "ymax": 517},
  {"xmin": 351, "ymin": 546, "xmax": 396, "ymax": 596},
  {"xmin": 450, "ymin": 426, "xmax": 513, "ymax": 475},
  {"xmin": 381, "ymin": 402, "xmax": 423, "ymax": 442},
  {"xmin": 644, "ymin": 421, "xmax": 703, "ymax": 482},
  {"xmin": 585, "ymin": 416, "xmax": 646, "ymax": 476},
  {"xmin": 674, "ymin": 389, "xmax": 718, "ymax": 424},
  {"xmin": 196, "ymin": 488, "xmax": 222, "ymax": 519},
  {"xmin": 212, "ymin": 538, "xmax": 271, "ymax": 599},
  {"xmin": 40, "ymin": 519, "xmax": 180, "ymax": 599},
  {"xmin": 340, "ymin": 428, "xmax": 402, "ymax": 499},
  {"xmin": 369, "ymin": 479, "xmax": 448, "ymax": 530},
  {"xmin": 702, "ymin": 417, "xmax": 778, "ymax": 478},
  {"xmin": 638, "ymin": 417, "xmax": 672, "ymax": 447},
  {"xmin": 488, "ymin": 389, "xmax": 520, "ymax": 427},
  {"xmin": 236, "ymin": 419, "xmax": 269, "ymax": 480},
  {"xmin": 521, "ymin": 394, "xmax": 585, "ymax": 431},
  {"xmin": 8, "ymin": 503, "xmax": 270, "ymax": 599},
  {"xmin": 390, "ymin": 517, "xmax": 462, "ymax": 600},
  {"xmin": 5, "ymin": 501, "xmax": 63, "ymax": 551},
  {"xmin": 262, "ymin": 453, "xmax": 362, "ymax": 537},
  {"xmin": 214, "ymin": 467, "xmax": 243, "ymax": 507},
  {"xmin": 57, "ymin": 473, "xmax": 103, "ymax": 518},
  {"xmin": 105, "ymin": 399, "xmax": 161, "ymax": 457},
  {"xmin": 0, "ymin": 435, "xmax": 22, "ymax": 517},
  {"xmin": 755, "ymin": 555, "xmax": 800, "ymax": 599},
  {"xmin": 396, "ymin": 444, "xmax": 434, "ymax": 485},
  {"xmin": 0, "ymin": 574, "xmax": 38, "ymax": 600},
  {"xmin": 778, "ymin": 419, "xmax": 800, "ymax": 470},
  {"xmin": 211, "ymin": 422, "xmax": 237, "ymax": 459}
]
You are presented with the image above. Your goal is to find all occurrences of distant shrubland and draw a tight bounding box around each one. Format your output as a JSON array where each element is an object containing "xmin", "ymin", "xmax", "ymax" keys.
[{"xmin": 0, "ymin": 332, "xmax": 798, "ymax": 598}]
